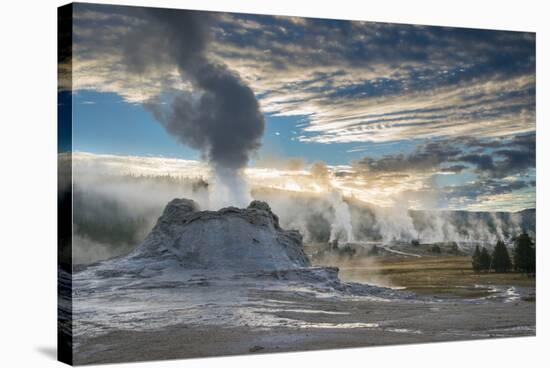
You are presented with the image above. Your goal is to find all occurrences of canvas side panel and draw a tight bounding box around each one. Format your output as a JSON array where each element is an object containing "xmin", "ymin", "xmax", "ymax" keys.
[{"xmin": 58, "ymin": 3, "xmax": 73, "ymax": 366}]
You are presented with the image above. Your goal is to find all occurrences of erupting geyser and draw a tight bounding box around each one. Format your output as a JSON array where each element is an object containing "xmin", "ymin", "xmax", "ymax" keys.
[
  {"xmin": 328, "ymin": 191, "xmax": 355, "ymax": 244},
  {"xmin": 123, "ymin": 9, "xmax": 265, "ymax": 209}
]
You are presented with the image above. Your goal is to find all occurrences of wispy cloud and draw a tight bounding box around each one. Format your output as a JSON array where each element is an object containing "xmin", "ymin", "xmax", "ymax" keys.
[
  {"xmin": 69, "ymin": 4, "xmax": 535, "ymax": 144},
  {"xmin": 66, "ymin": 4, "xmax": 535, "ymax": 212}
]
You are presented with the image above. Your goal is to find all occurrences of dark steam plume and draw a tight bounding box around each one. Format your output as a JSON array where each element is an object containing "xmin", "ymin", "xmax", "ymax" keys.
[{"xmin": 123, "ymin": 8, "xmax": 265, "ymax": 173}]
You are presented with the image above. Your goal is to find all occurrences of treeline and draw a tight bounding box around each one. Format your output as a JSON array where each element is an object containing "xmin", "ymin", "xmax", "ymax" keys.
[
  {"xmin": 472, "ymin": 233, "xmax": 535, "ymax": 274},
  {"xmin": 120, "ymin": 173, "xmax": 209, "ymax": 191},
  {"xmin": 73, "ymin": 189, "xmax": 151, "ymax": 249}
]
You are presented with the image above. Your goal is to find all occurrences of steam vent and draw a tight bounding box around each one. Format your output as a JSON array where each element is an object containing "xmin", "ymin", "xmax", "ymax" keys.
[{"xmin": 127, "ymin": 198, "xmax": 311, "ymax": 272}]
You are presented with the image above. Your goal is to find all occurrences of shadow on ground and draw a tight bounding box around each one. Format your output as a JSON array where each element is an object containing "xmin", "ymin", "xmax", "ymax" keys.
[{"xmin": 36, "ymin": 346, "xmax": 56, "ymax": 360}]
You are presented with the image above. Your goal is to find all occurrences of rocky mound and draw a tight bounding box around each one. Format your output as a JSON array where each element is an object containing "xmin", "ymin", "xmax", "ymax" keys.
[{"xmin": 126, "ymin": 198, "xmax": 311, "ymax": 272}]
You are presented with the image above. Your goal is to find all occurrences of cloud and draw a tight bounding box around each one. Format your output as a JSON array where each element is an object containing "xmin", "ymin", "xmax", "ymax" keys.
[
  {"xmin": 439, "ymin": 176, "xmax": 535, "ymax": 211},
  {"xmin": 454, "ymin": 132, "xmax": 535, "ymax": 178},
  {"xmin": 346, "ymin": 133, "xmax": 535, "ymax": 209},
  {"xmin": 440, "ymin": 165, "xmax": 467, "ymax": 173},
  {"xmin": 254, "ymin": 155, "xmax": 305, "ymax": 171},
  {"xmin": 66, "ymin": 4, "xmax": 535, "ymax": 212},
  {"xmin": 354, "ymin": 133, "xmax": 535, "ymax": 176},
  {"xmin": 210, "ymin": 15, "xmax": 535, "ymax": 143},
  {"xmin": 354, "ymin": 140, "xmax": 461, "ymax": 173},
  {"xmin": 457, "ymin": 153, "xmax": 496, "ymax": 172},
  {"xmin": 69, "ymin": 4, "xmax": 535, "ymax": 144}
]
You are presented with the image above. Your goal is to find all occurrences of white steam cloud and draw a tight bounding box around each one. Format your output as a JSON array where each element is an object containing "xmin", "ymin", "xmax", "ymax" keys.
[
  {"xmin": 67, "ymin": 153, "xmax": 534, "ymax": 264},
  {"xmin": 310, "ymin": 161, "xmax": 354, "ymax": 244}
]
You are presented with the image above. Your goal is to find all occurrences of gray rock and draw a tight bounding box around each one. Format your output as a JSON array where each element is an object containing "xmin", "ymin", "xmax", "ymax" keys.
[{"xmin": 127, "ymin": 198, "xmax": 311, "ymax": 272}]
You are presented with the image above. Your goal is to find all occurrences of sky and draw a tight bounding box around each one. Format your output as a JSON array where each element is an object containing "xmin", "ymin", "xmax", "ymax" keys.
[{"xmin": 64, "ymin": 3, "xmax": 536, "ymax": 212}]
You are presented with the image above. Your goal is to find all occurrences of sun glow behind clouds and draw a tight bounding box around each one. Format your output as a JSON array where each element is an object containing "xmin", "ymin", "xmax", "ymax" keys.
[
  {"xmin": 72, "ymin": 152, "xmax": 395, "ymax": 205},
  {"xmin": 70, "ymin": 151, "xmax": 530, "ymax": 212}
]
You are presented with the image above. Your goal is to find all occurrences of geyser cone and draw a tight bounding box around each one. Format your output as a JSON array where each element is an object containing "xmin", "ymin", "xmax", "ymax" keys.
[{"xmin": 128, "ymin": 198, "xmax": 311, "ymax": 272}]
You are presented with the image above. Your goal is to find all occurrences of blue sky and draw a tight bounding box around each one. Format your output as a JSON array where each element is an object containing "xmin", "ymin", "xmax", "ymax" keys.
[
  {"xmin": 66, "ymin": 3, "xmax": 536, "ymax": 211},
  {"xmin": 73, "ymin": 90, "xmax": 420, "ymax": 165}
]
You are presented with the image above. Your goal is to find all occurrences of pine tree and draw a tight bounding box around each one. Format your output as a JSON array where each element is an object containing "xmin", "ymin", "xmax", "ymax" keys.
[
  {"xmin": 491, "ymin": 240, "xmax": 512, "ymax": 273},
  {"xmin": 472, "ymin": 245, "xmax": 482, "ymax": 272},
  {"xmin": 513, "ymin": 233, "xmax": 535, "ymax": 273},
  {"xmin": 479, "ymin": 247, "xmax": 491, "ymax": 272}
]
